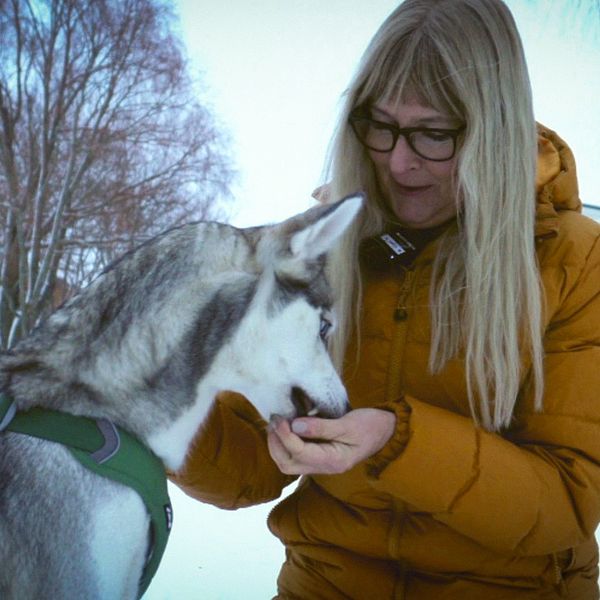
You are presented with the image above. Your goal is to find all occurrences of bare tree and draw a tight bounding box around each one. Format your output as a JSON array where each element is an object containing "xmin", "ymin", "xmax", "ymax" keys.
[{"xmin": 0, "ymin": 0, "xmax": 235, "ymax": 348}]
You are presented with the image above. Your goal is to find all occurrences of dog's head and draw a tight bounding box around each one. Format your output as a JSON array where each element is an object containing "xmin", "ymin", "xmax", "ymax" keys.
[
  {"xmin": 0, "ymin": 194, "xmax": 362, "ymax": 468},
  {"xmin": 213, "ymin": 194, "xmax": 363, "ymax": 422}
]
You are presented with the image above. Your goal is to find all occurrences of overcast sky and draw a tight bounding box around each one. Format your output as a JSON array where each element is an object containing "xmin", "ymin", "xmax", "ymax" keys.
[
  {"xmin": 143, "ymin": 3, "xmax": 600, "ymax": 599},
  {"xmin": 173, "ymin": 0, "xmax": 600, "ymax": 228}
]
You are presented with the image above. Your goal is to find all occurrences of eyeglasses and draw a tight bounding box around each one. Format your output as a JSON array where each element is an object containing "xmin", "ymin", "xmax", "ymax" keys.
[{"xmin": 349, "ymin": 109, "xmax": 465, "ymax": 162}]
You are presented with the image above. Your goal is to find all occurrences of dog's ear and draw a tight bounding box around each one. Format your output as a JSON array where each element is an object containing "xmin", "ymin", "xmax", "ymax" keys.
[{"xmin": 289, "ymin": 194, "xmax": 363, "ymax": 261}]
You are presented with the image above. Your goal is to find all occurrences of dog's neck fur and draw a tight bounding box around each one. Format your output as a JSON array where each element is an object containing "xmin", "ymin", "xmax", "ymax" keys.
[{"xmin": 0, "ymin": 222, "xmax": 265, "ymax": 468}]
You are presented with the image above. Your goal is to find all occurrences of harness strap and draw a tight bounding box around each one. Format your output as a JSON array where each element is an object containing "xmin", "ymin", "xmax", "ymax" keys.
[{"xmin": 0, "ymin": 392, "xmax": 172, "ymax": 598}]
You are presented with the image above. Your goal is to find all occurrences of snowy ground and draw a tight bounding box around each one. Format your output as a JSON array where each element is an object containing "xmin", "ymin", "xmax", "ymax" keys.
[{"xmin": 142, "ymin": 483, "xmax": 289, "ymax": 600}]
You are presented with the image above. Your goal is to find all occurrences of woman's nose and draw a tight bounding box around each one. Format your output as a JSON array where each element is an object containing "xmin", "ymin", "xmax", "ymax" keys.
[{"xmin": 388, "ymin": 135, "xmax": 421, "ymax": 174}]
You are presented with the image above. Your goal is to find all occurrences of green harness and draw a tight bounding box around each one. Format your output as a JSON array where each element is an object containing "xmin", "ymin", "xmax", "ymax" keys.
[{"xmin": 0, "ymin": 392, "xmax": 172, "ymax": 598}]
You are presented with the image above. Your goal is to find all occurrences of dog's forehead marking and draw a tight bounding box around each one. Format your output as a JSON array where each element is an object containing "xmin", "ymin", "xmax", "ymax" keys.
[
  {"xmin": 272, "ymin": 259, "xmax": 332, "ymax": 312},
  {"xmin": 274, "ymin": 274, "xmax": 330, "ymax": 312}
]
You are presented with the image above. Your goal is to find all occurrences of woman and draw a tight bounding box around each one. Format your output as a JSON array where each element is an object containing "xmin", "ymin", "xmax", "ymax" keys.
[{"xmin": 171, "ymin": 0, "xmax": 600, "ymax": 597}]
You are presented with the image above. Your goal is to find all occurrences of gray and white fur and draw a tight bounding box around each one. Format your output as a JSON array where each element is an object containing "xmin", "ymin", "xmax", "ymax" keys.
[{"xmin": 0, "ymin": 195, "xmax": 363, "ymax": 599}]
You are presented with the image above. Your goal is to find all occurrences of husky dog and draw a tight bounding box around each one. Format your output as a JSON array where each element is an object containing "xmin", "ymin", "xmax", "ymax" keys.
[{"xmin": 0, "ymin": 195, "xmax": 362, "ymax": 600}]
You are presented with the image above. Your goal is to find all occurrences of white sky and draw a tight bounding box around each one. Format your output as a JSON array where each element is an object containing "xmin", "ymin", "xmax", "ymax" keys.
[
  {"xmin": 143, "ymin": 3, "xmax": 600, "ymax": 599},
  {"xmin": 172, "ymin": 0, "xmax": 600, "ymax": 228}
]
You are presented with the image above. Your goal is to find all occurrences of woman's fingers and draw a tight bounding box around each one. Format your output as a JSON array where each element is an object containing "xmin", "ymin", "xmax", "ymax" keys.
[{"xmin": 267, "ymin": 409, "xmax": 397, "ymax": 476}]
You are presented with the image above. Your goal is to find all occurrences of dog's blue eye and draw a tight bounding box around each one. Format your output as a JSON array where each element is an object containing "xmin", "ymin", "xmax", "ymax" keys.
[{"xmin": 319, "ymin": 317, "xmax": 332, "ymax": 340}]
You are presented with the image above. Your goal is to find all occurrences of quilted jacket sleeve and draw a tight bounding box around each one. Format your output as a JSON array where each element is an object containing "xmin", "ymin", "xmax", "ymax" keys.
[
  {"xmin": 168, "ymin": 391, "xmax": 295, "ymax": 509},
  {"xmin": 369, "ymin": 220, "xmax": 600, "ymax": 556}
]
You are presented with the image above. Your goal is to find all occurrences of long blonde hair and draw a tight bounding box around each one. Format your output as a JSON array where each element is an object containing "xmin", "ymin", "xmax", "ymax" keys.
[{"xmin": 324, "ymin": 0, "xmax": 543, "ymax": 430}]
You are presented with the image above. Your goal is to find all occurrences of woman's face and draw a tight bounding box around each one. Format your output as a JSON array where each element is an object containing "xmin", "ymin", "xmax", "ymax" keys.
[{"xmin": 368, "ymin": 98, "xmax": 461, "ymax": 229}]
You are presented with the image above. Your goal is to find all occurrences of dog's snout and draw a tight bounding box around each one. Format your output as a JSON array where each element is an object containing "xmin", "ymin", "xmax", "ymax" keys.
[{"xmin": 322, "ymin": 399, "xmax": 350, "ymax": 419}]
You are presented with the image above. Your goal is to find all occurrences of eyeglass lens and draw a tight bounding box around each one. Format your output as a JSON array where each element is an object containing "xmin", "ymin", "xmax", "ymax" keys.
[{"xmin": 352, "ymin": 118, "xmax": 458, "ymax": 161}]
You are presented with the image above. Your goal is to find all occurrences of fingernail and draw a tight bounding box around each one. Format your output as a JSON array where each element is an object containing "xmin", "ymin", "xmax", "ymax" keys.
[
  {"xmin": 269, "ymin": 415, "xmax": 283, "ymax": 431},
  {"xmin": 291, "ymin": 420, "xmax": 308, "ymax": 434}
]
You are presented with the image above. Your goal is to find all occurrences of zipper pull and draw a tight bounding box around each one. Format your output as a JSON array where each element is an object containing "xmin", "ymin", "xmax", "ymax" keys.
[{"xmin": 394, "ymin": 307, "xmax": 408, "ymax": 321}]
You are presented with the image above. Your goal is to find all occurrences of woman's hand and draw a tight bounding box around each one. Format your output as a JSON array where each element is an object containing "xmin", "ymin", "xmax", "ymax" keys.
[{"xmin": 267, "ymin": 408, "xmax": 396, "ymax": 475}]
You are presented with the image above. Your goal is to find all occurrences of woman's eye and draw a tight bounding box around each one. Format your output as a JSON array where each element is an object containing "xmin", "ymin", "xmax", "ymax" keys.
[
  {"xmin": 421, "ymin": 129, "xmax": 452, "ymax": 142},
  {"xmin": 319, "ymin": 317, "xmax": 332, "ymax": 340},
  {"xmin": 371, "ymin": 120, "xmax": 393, "ymax": 131}
]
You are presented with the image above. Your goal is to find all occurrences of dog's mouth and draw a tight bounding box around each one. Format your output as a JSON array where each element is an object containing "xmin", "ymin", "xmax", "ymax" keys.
[{"xmin": 291, "ymin": 386, "xmax": 320, "ymax": 417}]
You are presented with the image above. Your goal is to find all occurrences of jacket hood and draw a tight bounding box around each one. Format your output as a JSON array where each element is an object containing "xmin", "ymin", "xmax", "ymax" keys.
[{"xmin": 535, "ymin": 123, "xmax": 581, "ymax": 238}]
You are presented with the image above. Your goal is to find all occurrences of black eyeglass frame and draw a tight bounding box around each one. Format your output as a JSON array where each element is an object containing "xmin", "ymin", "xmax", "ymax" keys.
[{"xmin": 348, "ymin": 109, "xmax": 465, "ymax": 162}]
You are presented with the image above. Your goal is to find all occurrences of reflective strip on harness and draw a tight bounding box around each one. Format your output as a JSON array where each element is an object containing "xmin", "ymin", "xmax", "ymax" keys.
[
  {"xmin": 0, "ymin": 393, "xmax": 16, "ymax": 431},
  {"xmin": 90, "ymin": 418, "xmax": 121, "ymax": 464},
  {"xmin": 0, "ymin": 392, "xmax": 172, "ymax": 598}
]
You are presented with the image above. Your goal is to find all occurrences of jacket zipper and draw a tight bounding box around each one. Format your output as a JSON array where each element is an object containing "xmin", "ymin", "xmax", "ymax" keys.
[{"xmin": 385, "ymin": 268, "xmax": 415, "ymax": 403}]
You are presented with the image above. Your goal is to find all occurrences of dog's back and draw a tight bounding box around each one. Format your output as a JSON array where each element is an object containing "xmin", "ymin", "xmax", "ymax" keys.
[{"xmin": 0, "ymin": 432, "xmax": 149, "ymax": 599}]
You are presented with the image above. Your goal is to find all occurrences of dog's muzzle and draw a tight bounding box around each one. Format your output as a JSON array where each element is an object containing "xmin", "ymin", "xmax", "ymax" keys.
[{"xmin": 290, "ymin": 386, "xmax": 350, "ymax": 419}]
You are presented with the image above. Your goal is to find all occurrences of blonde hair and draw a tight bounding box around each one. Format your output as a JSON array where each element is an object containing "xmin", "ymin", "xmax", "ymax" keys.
[{"xmin": 324, "ymin": 0, "xmax": 543, "ymax": 430}]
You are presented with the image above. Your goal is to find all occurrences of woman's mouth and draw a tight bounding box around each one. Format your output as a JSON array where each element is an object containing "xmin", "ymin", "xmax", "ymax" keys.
[{"xmin": 395, "ymin": 183, "xmax": 434, "ymax": 196}]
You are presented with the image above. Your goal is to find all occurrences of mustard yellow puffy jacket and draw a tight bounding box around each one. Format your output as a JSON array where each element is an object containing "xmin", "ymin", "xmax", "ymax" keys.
[{"xmin": 171, "ymin": 125, "xmax": 600, "ymax": 599}]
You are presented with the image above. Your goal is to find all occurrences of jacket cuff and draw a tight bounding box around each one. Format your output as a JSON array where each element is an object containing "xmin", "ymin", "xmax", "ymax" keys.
[{"xmin": 365, "ymin": 399, "xmax": 412, "ymax": 479}]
